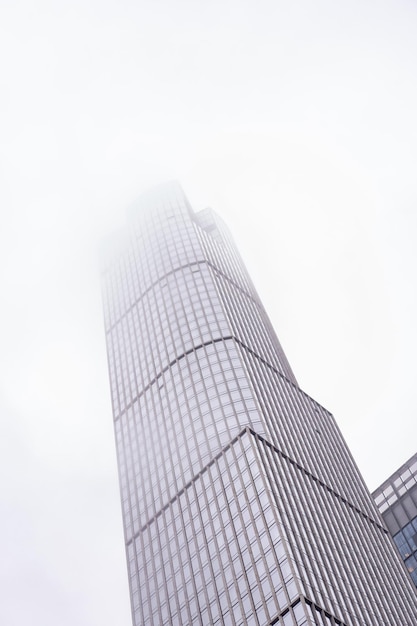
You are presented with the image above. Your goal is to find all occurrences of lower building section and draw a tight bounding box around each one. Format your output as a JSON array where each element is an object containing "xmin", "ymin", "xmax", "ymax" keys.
[{"xmin": 125, "ymin": 429, "xmax": 417, "ymax": 626}]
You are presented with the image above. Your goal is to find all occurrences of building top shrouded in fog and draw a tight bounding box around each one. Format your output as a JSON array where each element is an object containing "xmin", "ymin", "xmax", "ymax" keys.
[{"xmin": 101, "ymin": 182, "xmax": 417, "ymax": 625}]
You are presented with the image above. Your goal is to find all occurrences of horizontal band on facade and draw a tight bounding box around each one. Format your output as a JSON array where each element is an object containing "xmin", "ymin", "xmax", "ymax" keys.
[
  {"xmin": 126, "ymin": 426, "xmax": 387, "ymax": 546},
  {"xmin": 113, "ymin": 334, "xmax": 234, "ymax": 420},
  {"xmin": 113, "ymin": 332, "xmax": 329, "ymax": 423},
  {"xmin": 250, "ymin": 428, "xmax": 388, "ymax": 534},
  {"xmin": 105, "ymin": 258, "xmax": 264, "ymax": 335},
  {"xmin": 270, "ymin": 595, "xmax": 347, "ymax": 626},
  {"xmin": 126, "ymin": 426, "xmax": 249, "ymax": 544}
]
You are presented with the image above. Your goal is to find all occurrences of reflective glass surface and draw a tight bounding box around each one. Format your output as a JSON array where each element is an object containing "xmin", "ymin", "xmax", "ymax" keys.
[{"xmin": 102, "ymin": 183, "xmax": 417, "ymax": 625}]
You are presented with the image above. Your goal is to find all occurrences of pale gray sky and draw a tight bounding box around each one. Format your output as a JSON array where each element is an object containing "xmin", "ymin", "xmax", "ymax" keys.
[{"xmin": 1, "ymin": 1, "xmax": 417, "ymax": 624}]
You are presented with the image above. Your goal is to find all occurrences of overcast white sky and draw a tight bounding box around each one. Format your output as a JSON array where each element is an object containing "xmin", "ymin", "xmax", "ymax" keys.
[{"xmin": 1, "ymin": 1, "xmax": 417, "ymax": 624}]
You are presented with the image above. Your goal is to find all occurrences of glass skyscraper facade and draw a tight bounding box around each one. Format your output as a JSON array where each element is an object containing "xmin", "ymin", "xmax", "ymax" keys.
[
  {"xmin": 373, "ymin": 452, "xmax": 417, "ymax": 588},
  {"xmin": 101, "ymin": 182, "xmax": 417, "ymax": 625}
]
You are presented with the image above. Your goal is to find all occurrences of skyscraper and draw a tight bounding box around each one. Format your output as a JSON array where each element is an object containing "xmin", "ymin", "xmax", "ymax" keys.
[
  {"xmin": 101, "ymin": 182, "xmax": 417, "ymax": 625},
  {"xmin": 373, "ymin": 452, "xmax": 417, "ymax": 588}
]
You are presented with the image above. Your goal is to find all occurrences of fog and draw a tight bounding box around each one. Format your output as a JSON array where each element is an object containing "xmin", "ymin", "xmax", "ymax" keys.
[{"xmin": 1, "ymin": 1, "xmax": 417, "ymax": 624}]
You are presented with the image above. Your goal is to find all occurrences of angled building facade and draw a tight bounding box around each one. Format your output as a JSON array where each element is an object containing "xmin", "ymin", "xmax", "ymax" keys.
[
  {"xmin": 373, "ymin": 452, "xmax": 417, "ymax": 587},
  {"xmin": 101, "ymin": 183, "xmax": 417, "ymax": 625}
]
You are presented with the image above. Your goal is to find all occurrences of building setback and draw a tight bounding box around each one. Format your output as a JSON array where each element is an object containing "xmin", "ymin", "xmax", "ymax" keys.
[
  {"xmin": 101, "ymin": 182, "xmax": 417, "ymax": 625},
  {"xmin": 373, "ymin": 452, "xmax": 417, "ymax": 588}
]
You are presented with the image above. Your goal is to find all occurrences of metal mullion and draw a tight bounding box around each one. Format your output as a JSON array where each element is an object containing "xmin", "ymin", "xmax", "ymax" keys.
[
  {"xmin": 242, "ymin": 349, "xmax": 293, "ymax": 453},
  {"xmin": 256, "ymin": 442, "xmax": 308, "ymax": 611},
  {"xmin": 156, "ymin": 508, "xmax": 179, "ymax": 625},
  {"xmin": 269, "ymin": 369, "xmax": 314, "ymax": 472},
  {"xmin": 286, "ymin": 380, "xmax": 352, "ymax": 509},
  {"xmin": 269, "ymin": 438, "xmax": 352, "ymax": 620},
  {"xmin": 184, "ymin": 483, "xmax": 217, "ymax": 625},
  {"xmin": 269, "ymin": 445, "xmax": 338, "ymax": 620},
  {"xmin": 309, "ymin": 468, "xmax": 378, "ymax": 625},
  {"xmin": 218, "ymin": 436, "xmax": 264, "ymax": 624},
  {"xmin": 175, "ymin": 352, "xmax": 207, "ymax": 478},
  {"xmin": 246, "ymin": 434, "xmax": 299, "ymax": 621},
  {"xmin": 299, "ymin": 394, "xmax": 372, "ymax": 520},
  {"xmin": 285, "ymin": 455, "xmax": 352, "ymax": 625},
  {"xmin": 198, "ymin": 227, "xmax": 293, "ymax": 381},
  {"xmin": 199, "ymin": 463, "xmax": 238, "ymax": 623},
  {"xmin": 210, "ymin": 445, "xmax": 255, "ymax": 621},
  {"xmin": 167, "ymin": 498, "xmax": 194, "ymax": 625},
  {"xmin": 227, "ymin": 437, "xmax": 273, "ymax": 622}
]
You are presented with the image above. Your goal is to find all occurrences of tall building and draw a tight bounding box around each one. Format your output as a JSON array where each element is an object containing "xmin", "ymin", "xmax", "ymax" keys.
[
  {"xmin": 101, "ymin": 182, "xmax": 417, "ymax": 626},
  {"xmin": 373, "ymin": 452, "xmax": 417, "ymax": 587}
]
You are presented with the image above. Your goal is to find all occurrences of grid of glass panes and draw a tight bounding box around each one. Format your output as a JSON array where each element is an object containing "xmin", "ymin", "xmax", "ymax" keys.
[
  {"xmin": 253, "ymin": 432, "xmax": 417, "ymax": 625},
  {"xmin": 103, "ymin": 192, "xmax": 295, "ymax": 421},
  {"xmin": 102, "ymin": 183, "xmax": 417, "ymax": 626},
  {"xmin": 127, "ymin": 431, "xmax": 312, "ymax": 626},
  {"xmin": 193, "ymin": 207, "xmax": 296, "ymax": 384},
  {"xmin": 191, "ymin": 207, "xmax": 380, "ymax": 520},
  {"xmin": 393, "ymin": 516, "xmax": 417, "ymax": 585},
  {"xmin": 106, "ymin": 262, "xmax": 233, "ymax": 418},
  {"xmin": 235, "ymin": 346, "xmax": 378, "ymax": 521},
  {"xmin": 373, "ymin": 454, "xmax": 417, "ymax": 514},
  {"xmin": 114, "ymin": 340, "xmax": 265, "ymax": 539}
]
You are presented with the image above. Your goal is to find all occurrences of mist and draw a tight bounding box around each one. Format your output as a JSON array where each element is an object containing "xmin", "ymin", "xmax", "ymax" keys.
[{"xmin": 1, "ymin": 1, "xmax": 417, "ymax": 624}]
